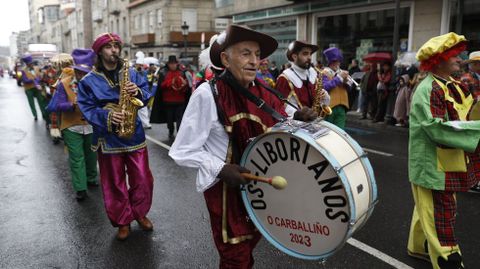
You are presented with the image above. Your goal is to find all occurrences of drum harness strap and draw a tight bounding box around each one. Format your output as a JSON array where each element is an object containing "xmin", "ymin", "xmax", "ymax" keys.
[{"xmin": 210, "ymin": 70, "xmax": 294, "ymax": 123}]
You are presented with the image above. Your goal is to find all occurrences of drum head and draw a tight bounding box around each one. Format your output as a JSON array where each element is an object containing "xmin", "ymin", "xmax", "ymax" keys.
[{"xmin": 241, "ymin": 131, "xmax": 354, "ymax": 260}]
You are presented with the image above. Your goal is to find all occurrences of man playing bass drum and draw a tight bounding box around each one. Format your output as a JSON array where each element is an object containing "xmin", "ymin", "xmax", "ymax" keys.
[{"xmin": 169, "ymin": 25, "xmax": 316, "ymax": 268}]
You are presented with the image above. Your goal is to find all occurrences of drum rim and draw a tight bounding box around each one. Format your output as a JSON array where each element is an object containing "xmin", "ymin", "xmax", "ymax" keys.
[
  {"xmin": 318, "ymin": 121, "xmax": 378, "ymax": 233},
  {"xmin": 318, "ymin": 121, "xmax": 378, "ymax": 210},
  {"xmin": 240, "ymin": 127, "xmax": 357, "ymax": 260}
]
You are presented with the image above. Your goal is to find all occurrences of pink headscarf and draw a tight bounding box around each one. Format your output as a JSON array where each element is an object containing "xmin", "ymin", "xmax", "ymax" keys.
[{"xmin": 92, "ymin": 32, "xmax": 123, "ymax": 54}]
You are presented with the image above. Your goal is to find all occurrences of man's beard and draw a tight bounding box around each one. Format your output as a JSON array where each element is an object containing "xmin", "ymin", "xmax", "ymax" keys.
[
  {"xmin": 102, "ymin": 54, "xmax": 119, "ymax": 65},
  {"xmin": 297, "ymin": 61, "xmax": 311, "ymax": 69}
]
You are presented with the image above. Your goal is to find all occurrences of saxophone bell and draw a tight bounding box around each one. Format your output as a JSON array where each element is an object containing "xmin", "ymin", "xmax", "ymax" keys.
[{"xmin": 319, "ymin": 104, "xmax": 332, "ymax": 118}]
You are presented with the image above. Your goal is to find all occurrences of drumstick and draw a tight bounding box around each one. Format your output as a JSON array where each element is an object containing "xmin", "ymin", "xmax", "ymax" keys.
[{"xmin": 241, "ymin": 173, "xmax": 288, "ymax": 190}]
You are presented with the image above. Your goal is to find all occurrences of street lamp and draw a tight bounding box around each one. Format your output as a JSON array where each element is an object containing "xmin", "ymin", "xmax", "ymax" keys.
[{"xmin": 181, "ymin": 21, "xmax": 189, "ymax": 59}]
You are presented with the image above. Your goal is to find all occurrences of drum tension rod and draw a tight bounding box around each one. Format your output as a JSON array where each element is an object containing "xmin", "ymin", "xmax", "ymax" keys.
[
  {"xmin": 333, "ymin": 153, "xmax": 368, "ymax": 174},
  {"xmin": 349, "ymin": 199, "xmax": 379, "ymax": 227}
]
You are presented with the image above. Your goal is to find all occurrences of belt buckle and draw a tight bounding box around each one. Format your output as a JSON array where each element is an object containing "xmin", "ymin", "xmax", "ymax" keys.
[{"xmin": 257, "ymin": 100, "xmax": 265, "ymax": 108}]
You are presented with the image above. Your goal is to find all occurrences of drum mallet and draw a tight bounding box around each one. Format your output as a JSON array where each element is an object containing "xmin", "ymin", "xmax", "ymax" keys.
[{"xmin": 241, "ymin": 173, "xmax": 288, "ymax": 190}]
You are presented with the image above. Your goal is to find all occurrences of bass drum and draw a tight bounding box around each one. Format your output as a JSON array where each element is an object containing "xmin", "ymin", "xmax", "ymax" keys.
[{"xmin": 240, "ymin": 120, "xmax": 377, "ymax": 260}]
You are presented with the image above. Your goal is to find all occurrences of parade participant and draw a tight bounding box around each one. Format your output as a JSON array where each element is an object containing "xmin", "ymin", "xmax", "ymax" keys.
[
  {"xmin": 276, "ymin": 40, "xmax": 329, "ymax": 118},
  {"xmin": 269, "ymin": 60, "xmax": 280, "ymax": 80},
  {"xmin": 461, "ymin": 51, "xmax": 480, "ymax": 99},
  {"xmin": 256, "ymin": 59, "xmax": 275, "ymax": 88},
  {"xmin": 149, "ymin": 55, "xmax": 188, "ymax": 139},
  {"xmin": 42, "ymin": 63, "xmax": 62, "ymax": 143},
  {"xmin": 146, "ymin": 63, "xmax": 157, "ymax": 91},
  {"xmin": 169, "ymin": 24, "xmax": 316, "ymax": 268},
  {"xmin": 461, "ymin": 51, "xmax": 480, "ymax": 193},
  {"xmin": 321, "ymin": 47, "xmax": 350, "ymax": 129},
  {"xmin": 20, "ymin": 54, "xmax": 49, "ymax": 123},
  {"xmin": 360, "ymin": 62, "xmax": 379, "ymax": 119},
  {"xmin": 194, "ymin": 34, "xmax": 223, "ymax": 91},
  {"xmin": 54, "ymin": 48, "xmax": 98, "ymax": 201},
  {"xmin": 407, "ymin": 32, "xmax": 480, "ymax": 269},
  {"xmin": 392, "ymin": 74, "xmax": 412, "ymax": 127},
  {"xmin": 134, "ymin": 58, "xmax": 153, "ymax": 129},
  {"xmin": 77, "ymin": 33, "xmax": 155, "ymax": 240},
  {"xmin": 373, "ymin": 62, "xmax": 392, "ymax": 123}
]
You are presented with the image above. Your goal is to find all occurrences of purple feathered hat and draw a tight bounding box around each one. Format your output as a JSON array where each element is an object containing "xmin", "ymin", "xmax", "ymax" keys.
[
  {"xmin": 21, "ymin": 54, "xmax": 33, "ymax": 64},
  {"xmin": 72, "ymin": 48, "xmax": 95, "ymax": 73},
  {"xmin": 323, "ymin": 47, "xmax": 343, "ymax": 65}
]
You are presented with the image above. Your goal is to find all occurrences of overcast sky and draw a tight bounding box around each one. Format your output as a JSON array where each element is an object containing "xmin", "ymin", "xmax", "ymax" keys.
[{"xmin": 0, "ymin": 0, "xmax": 30, "ymax": 47}]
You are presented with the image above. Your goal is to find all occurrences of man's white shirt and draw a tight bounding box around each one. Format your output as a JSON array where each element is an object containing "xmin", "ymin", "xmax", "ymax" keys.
[{"xmin": 169, "ymin": 82, "xmax": 229, "ymax": 192}]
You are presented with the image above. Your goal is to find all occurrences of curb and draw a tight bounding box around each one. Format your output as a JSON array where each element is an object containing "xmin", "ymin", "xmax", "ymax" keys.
[{"xmin": 346, "ymin": 111, "xmax": 409, "ymax": 134}]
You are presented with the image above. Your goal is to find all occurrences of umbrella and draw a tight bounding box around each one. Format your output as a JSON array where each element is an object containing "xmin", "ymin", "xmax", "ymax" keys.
[
  {"xmin": 363, "ymin": 52, "xmax": 392, "ymax": 62},
  {"xmin": 395, "ymin": 51, "xmax": 418, "ymax": 67},
  {"xmin": 143, "ymin": 57, "xmax": 159, "ymax": 66}
]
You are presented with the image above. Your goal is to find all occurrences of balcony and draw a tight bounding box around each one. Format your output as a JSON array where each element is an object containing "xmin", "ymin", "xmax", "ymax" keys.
[
  {"xmin": 169, "ymin": 32, "xmax": 217, "ymax": 45},
  {"xmin": 109, "ymin": 9, "xmax": 121, "ymax": 16},
  {"xmin": 131, "ymin": 33, "xmax": 155, "ymax": 45}
]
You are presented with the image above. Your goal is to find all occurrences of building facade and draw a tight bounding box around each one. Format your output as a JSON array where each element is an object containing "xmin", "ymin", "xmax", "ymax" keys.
[
  {"xmin": 91, "ymin": 0, "xmax": 130, "ymax": 58},
  {"xmin": 128, "ymin": 0, "xmax": 216, "ymax": 65},
  {"xmin": 215, "ymin": 0, "xmax": 480, "ymax": 67}
]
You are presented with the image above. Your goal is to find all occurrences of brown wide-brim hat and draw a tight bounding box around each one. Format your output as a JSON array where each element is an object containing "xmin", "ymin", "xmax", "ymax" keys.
[
  {"xmin": 286, "ymin": 41, "xmax": 319, "ymax": 61},
  {"xmin": 210, "ymin": 24, "xmax": 278, "ymax": 68}
]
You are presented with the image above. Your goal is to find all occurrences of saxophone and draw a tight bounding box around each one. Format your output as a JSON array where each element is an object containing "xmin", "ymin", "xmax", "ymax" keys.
[
  {"xmin": 312, "ymin": 67, "xmax": 332, "ymax": 118},
  {"xmin": 117, "ymin": 58, "xmax": 144, "ymax": 138}
]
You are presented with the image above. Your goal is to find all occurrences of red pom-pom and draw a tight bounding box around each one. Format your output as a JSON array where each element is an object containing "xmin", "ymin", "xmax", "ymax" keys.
[{"xmin": 419, "ymin": 42, "xmax": 467, "ymax": 71}]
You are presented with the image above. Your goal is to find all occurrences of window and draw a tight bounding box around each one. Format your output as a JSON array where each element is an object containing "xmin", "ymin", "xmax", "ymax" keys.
[
  {"xmin": 122, "ymin": 17, "xmax": 127, "ymax": 38},
  {"xmin": 38, "ymin": 8, "xmax": 44, "ymax": 24},
  {"xmin": 450, "ymin": 0, "xmax": 480, "ymax": 51},
  {"xmin": 140, "ymin": 13, "xmax": 146, "ymax": 33},
  {"xmin": 248, "ymin": 19, "xmax": 296, "ymax": 65},
  {"xmin": 134, "ymin": 15, "xmax": 140, "ymax": 30},
  {"xmin": 156, "ymin": 9, "xmax": 163, "ymax": 25},
  {"xmin": 148, "ymin": 11, "xmax": 155, "ymax": 33},
  {"xmin": 182, "ymin": 9, "xmax": 197, "ymax": 31},
  {"xmin": 215, "ymin": 0, "xmax": 233, "ymax": 8},
  {"xmin": 316, "ymin": 7, "xmax": 411, "ymax": 67},
  {"xmin": 44, "ymin": 6, "xmax": 59, "ymax": 22}
]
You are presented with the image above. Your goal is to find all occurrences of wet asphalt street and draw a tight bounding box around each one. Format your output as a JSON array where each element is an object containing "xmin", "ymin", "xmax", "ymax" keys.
[{"xmin": 1, "ymin": 76, "xmax": 480, "ymax": 269}]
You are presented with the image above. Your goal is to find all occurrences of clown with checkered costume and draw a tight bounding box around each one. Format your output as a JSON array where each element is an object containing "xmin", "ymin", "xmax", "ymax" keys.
[{"xmin": 407, "ymin": 32, "xmax": 480, "ymax": 269}]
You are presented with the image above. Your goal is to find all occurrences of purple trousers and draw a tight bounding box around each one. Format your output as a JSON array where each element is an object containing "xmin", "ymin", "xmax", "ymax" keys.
[{"xmin": 97, "ymin": 147, "xmax": 154, "ymax": 227}]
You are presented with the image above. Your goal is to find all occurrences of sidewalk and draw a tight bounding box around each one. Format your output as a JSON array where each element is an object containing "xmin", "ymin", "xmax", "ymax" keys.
[{"xmin": 346, "ymin": 111, "xmax": 409, "ymax": 134}]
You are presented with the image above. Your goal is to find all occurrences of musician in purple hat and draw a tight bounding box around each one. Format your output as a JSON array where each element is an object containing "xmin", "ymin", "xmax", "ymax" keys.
[
  {"xmin": 77, "ymin": 33, "xmax": 156, "ymax": 241},
  {"xmin": 20, "ymin": 54, "xmax": 49, "ymax": 123},
  {"xmin": 53, "ymin": 48, "xmax": 98, "ymax": 202},
  {"xmin": 321, "ymin": 47, "xmax": 350, "ymax": 129}
]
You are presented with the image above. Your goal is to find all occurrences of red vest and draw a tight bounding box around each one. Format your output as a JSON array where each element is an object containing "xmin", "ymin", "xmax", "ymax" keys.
[{"xmin": 204, "ymin": 78, "xmax": 286, "ymax": 243}]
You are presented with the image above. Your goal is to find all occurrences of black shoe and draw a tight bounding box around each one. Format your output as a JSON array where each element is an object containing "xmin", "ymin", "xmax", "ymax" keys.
[
  {"xmin": 87, "ymin": 181, "xmax": 99, "ymax": 187},
  {"xmin": 76, "ymin": 190, "xmax": 87, "ymax": 201},
  {"xmin": 468, "ymin": 183, "xmax": 480, "ymax": 193}
]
